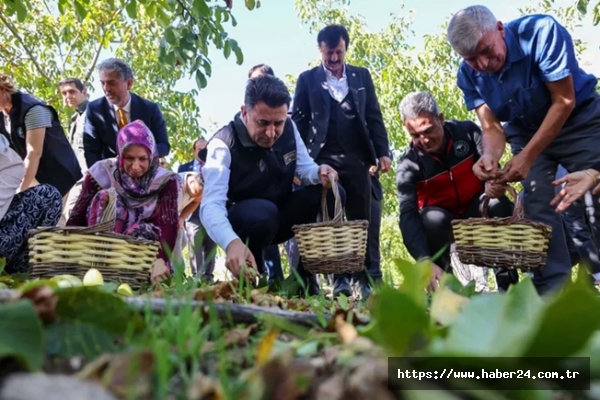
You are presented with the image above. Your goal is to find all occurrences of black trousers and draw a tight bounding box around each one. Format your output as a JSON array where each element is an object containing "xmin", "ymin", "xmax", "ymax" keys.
[
  {"xmin": 368, "ymin": 192, "xmax": 382, "ymax": 281},
  {"xmin": 227, "ymin": 183, "xmax": 346, "ymax": 275},
  {"xmin": 421, "ymin": 192, "xmax": 519, "ymax": 290},
  {"xmin": 316, "ymin": 153, "xmax": 372, "ymax": 285}
]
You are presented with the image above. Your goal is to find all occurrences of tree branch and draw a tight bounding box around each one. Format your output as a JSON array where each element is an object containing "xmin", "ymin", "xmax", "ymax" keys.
[
  {"xmin": 0, "ymin": 12, "xmax": 50, "ymax": 81},
  {"xmin": 83, "ymin": 7, "xmax": 125, "ymax": 84}
]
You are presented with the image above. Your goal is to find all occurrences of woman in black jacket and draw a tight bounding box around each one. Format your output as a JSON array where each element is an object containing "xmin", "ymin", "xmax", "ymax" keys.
[{"xmin": 0, "ymin": 73, "xmax": 82, "ymax": 198}]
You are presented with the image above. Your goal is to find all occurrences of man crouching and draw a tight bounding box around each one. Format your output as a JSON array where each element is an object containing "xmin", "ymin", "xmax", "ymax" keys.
[
  {"xmin": 200, "ymin": 75, "xmax": 344, "ymax": 296},
  {"xmin": 396, "ymin": 91, "xmax": 518, "ymax": 292}
]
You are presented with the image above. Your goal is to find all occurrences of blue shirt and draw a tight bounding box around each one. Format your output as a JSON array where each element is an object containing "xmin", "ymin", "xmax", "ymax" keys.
[{"xmin": 457, "ymin": 14, "xmax": 598, "ymax": 136}]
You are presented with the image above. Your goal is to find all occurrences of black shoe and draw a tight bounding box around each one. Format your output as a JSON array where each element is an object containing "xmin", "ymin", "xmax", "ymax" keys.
[{"xmin": 333, "ymin": 275, "xmax": 352, "ymax": 297}]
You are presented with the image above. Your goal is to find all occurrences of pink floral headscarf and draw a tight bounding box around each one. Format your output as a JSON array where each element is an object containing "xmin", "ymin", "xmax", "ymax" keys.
[{"xmin": 88, "ymin": 120, "xmax": 176, "ymax": 218}]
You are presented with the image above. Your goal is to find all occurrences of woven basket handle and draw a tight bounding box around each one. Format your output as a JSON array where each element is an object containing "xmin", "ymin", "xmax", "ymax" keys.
[
  {"xmin": 482, "ymin": 184, "xmax": 524, "ymax": 222},
  {"xmin": 320, "ymin": 173, "xmax": 343, "ymax": 223}
]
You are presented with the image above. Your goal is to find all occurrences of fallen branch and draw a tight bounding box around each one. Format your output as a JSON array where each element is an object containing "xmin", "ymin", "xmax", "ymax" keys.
[{"xmin": 0, "ymin": 289, "xmax": 371, "ymax": 328}]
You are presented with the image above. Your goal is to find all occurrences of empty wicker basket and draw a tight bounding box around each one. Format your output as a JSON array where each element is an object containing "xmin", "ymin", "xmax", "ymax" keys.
[
  {"xmin": 292, "ymin": 173, "xmax": 369, "ymax": 275},
  {"xmin": 451, "ymin": 185, "xmax": 552, "ymax": 271}
]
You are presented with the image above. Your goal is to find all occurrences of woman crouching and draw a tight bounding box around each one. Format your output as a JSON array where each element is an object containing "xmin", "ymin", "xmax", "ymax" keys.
[{"xmin": 66, "ymin": 120, "xmax": 179, "ymax": 283}]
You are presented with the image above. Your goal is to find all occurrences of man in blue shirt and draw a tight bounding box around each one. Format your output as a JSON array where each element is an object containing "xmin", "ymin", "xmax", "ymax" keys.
[{"xmin": 447, "ymin": 5, "xmax": 600, "ymax": 294}]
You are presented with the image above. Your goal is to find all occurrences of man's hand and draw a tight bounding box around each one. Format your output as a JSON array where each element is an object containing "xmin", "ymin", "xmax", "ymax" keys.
[
  {"xmin": 427, "ymin": 263, "xmax": 445, "ymax": 293},
  {"xmin": 473, "ymin": 154, "xmax": 501, "ymax": 181},
  {"xmin": 225, "ymin": 239, "xmax": 258, "ymax": 280},
  {"xmin": 151, "ymin": 258, "xmax": 170, "ymax": 284},
  {"xmin": 551, "ymin": 169, "xmax": 599, "ymax": 213},
  {"xmin": 318, "ymin": 164, "xmax": 338, "ymax": 189},
  {"xmin": 378, "ymin": 156, "xmax": 392, "ymax": 173},
  {"xmin": 485, "ymin": 182, "xmax": 507, "ymax": 199},
  {"xmin": 369, "ymin": 165, "xmax": 377, "ymax": 177},
  {"xmin": 293, "ymin": 176, "xmax": 301, "ymax": 186},
  {"xmin": 496, "ymin": 152, "xmax": 534, "ymax": 184}
]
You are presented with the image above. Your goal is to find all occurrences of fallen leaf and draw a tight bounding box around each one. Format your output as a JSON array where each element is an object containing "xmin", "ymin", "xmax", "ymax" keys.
[
  {"xmin": 256, "ymin": 329, "xmax": 279, "ymax": 366},
  {"xmin": 224, "ymin": 324, "xmax": 258, "ymax": 347},
  {"xmin": 194, "ymin": 281, "xmax": 238, "ymax": 302},
  {"xmin": 347, "ymin": 357, "xmax": 395, "ymax": 400},
  {"xmin": 315, "ymin": 373, "xmax": 345, "ymax": 400},
  {"xmin": 17, "ymin": 285, "xmax": 57, "ymax": 324},
  {"xmin": 430, "ymin": 286, "xmax": 470, "ymax": 326},
  {"xmin": 187, "ymin": 372, "xmax": 225, "ymax": 400},
  {"xmin": 334, "ymin": 313, "xmax": 357, "ymax": 344},
  {"xmin": 77, "ymin": 349, "xmax": 155, "ymax": 399},
  {"xmin": 102, "ymin": 349, "xmax": 155, "ymax": 399}
]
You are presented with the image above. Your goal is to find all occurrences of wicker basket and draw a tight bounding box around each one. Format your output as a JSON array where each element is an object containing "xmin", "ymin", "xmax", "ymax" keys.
[
  {"xmin": 292, "ymin": 173, "xmax": 369, "ymax": 275},
  {"xmin": 451, "ymin": 185, "xmax": 552, "ymax": 271},
  {"xmin": 28, "ymin": 188, "xmax": 160, "ymax": 288}
]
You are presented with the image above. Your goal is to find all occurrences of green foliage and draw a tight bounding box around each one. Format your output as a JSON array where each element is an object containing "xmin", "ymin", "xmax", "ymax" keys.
[
  {"xmin": 0, "ymin": 300, "xmax": 45, "ymax": 371},
  {"xmin": 0, "ymin": 0, "xmax": 259, "ymax": 162}
]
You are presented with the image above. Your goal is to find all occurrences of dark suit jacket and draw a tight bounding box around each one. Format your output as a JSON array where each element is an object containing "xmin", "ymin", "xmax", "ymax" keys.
[
  {"xmin": 291, "ymin": 64, "xmax": 390, "ymax": 166},
  {"xmin": 83, "ymin": 92, "xmax": 170, "ymax": 168}
]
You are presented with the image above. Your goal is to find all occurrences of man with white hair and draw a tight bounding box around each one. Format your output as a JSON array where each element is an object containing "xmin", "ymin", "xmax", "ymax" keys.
[
  {"xmin": 396, "ymin": 91, "xmax": 517, "ymax": 293},
  {"xmin": 447, "ymin": 5, "xmax": 600, "ymax": 294}
]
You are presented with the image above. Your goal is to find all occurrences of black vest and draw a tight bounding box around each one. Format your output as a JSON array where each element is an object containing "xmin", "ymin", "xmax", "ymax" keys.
[
  {"xmin": 319, "ymin": 91, "xmax": 369, "ymax": 163},
  {"xmin": 7, "ymin": 92, "xmax": 82, "ymax": 196},
  {"xmin": 214, "ymin": 114, "xmax": 297, "ymax": 207}
]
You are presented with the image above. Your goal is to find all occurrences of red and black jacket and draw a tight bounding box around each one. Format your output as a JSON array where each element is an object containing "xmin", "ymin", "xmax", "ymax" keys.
[{"xmin": 396, "ymin": 120, "xmax": 485, "ymax": 260}]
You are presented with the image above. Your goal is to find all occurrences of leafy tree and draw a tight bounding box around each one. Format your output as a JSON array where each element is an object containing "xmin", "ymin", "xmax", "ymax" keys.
[{"xmin": 0, "ymin": 0, "xmax": 259, "ymax": 162}]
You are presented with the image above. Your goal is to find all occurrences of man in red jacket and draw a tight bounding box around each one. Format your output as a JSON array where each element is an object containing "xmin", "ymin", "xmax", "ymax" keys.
[{"xmin": 396, "ymin": 91, "xmax": 518, "ymax": 292}]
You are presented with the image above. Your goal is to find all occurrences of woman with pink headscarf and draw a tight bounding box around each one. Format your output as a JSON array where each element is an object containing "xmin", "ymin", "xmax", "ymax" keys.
[{"xmin": 67, "ymin": 120, "xmax": 180, "ymax": 283}]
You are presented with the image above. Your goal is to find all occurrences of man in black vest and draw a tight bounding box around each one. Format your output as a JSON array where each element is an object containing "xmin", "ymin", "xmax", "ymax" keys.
[
  {"xmin": 200, "ymin": 75, "xmax": 344, "ymax": 295},
  {"xmin": 292, "ymin": 24, "xmax": 392, "ymax": 297}
]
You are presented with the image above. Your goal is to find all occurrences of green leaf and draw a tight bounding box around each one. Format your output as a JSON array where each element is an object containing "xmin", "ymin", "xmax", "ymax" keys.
[
  {"xmin": 164, "ymin": 27, "xmax": 177, "ymax": 45},
  {"xmin": 394, "ymin": 258, "xmax": 430, "ymax": 308},
  {"xmin": 195, "ymin": 70, "xmax": 207, "ymax": 89},
  {"xmin": 245, "ymin": 0, "xmax": 256, "ymax": 10},
  {"xmin": 223, "ymin": 40, "xmax": 231, "ymax": 59},
  {"xmin": 46, "ymin": 317, "xmax": 121, "ymax": 358},
  {"xmin": 0, "ymin": 300, "xmax": 45, "ymax": 371},
  {"xmin": 441, "ymin": 277, "xmax": 543, "ymax": 357},
  {"xmin": 54, "ymin": 286, "xmax": 145, "ymax": 335},
  {"xmin": 193, "ymin": 0, "xmax": 211, "ymax": 17},
  {"xmin": 370, "ymin": 286, "xmax": 430, "ymax": 356},
  {"xmin": 73, "ymin": 0, "xmax": 88, "ymax": 21},
  {"xmin": 576, "ymin": 0, "xmax": 589, "ymax": 14},
  {"xmin": 0, "ymin": 258, "xmax": 5, "ymax": 275},
  {"xmin": 522, "ymin": 268, "xmax": 600, "ymax": 358},
  {"xmin": 126, "ymin": 0, "xmax": 137, "ymax": 19},
  {"xmin": 229, "ymin": 39, "xmax": 244, "ymax": 64}
]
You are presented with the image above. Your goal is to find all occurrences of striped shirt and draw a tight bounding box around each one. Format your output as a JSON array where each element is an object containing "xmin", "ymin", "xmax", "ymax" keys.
[{"xmin": 22, "ymin": 105, "xmax": 53, "ymax": 136}]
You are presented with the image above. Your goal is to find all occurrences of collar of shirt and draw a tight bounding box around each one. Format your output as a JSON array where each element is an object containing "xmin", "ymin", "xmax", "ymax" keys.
[
  {"xmin": 76, "ymin": 99, "xmax": 89, "ymax": 115},
  {"xmin": 112, "ymin": 95, "xmax": 132, "ymax": 115},
  {"xmin": 322, "ymin": 63, "xmax": 349, "ymax": 102}
]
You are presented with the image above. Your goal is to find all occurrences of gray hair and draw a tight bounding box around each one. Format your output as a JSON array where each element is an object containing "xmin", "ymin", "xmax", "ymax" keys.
[
  {"xmin": 398, "ymin": 91, "xmax": 440, "ymax": 121},
  {"xmin": 447, "ymin": 5, "xmax": 498, "ymax": 55},
  {"xmin": 97, "ymin": 58, "xmax": 134, "ymax": 81}
]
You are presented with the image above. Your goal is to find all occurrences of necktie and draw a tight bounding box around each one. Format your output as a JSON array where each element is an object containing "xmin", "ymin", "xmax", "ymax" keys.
[{"xmin": 117, "ymin": 108, "xmax": 127, "ymax": 129}]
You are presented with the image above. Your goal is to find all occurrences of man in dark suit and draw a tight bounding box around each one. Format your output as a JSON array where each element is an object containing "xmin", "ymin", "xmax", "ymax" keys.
[
  {"xmin": 178, "ymin": 138, "xmax": 217, "ymax": 282},
  {"xmin": 292, "ymin": 24, "xmax": 392, "ymax": 297},
  {"xmin": 83, "ymin": 58, "xmax": 170, "ymax": 168}
]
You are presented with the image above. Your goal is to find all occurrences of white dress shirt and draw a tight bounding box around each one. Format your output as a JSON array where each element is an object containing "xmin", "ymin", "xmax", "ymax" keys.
[
  {"xmin": 112, "ymin": 95, "xmax": 132, "ymax": 124},
  {"xmin": 323, "ymin": 64, "xmax": 349, "ymax": 102},
  {"xmin": 200, "ymin": 120, "xmax": 320, "ymax": 251}
]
